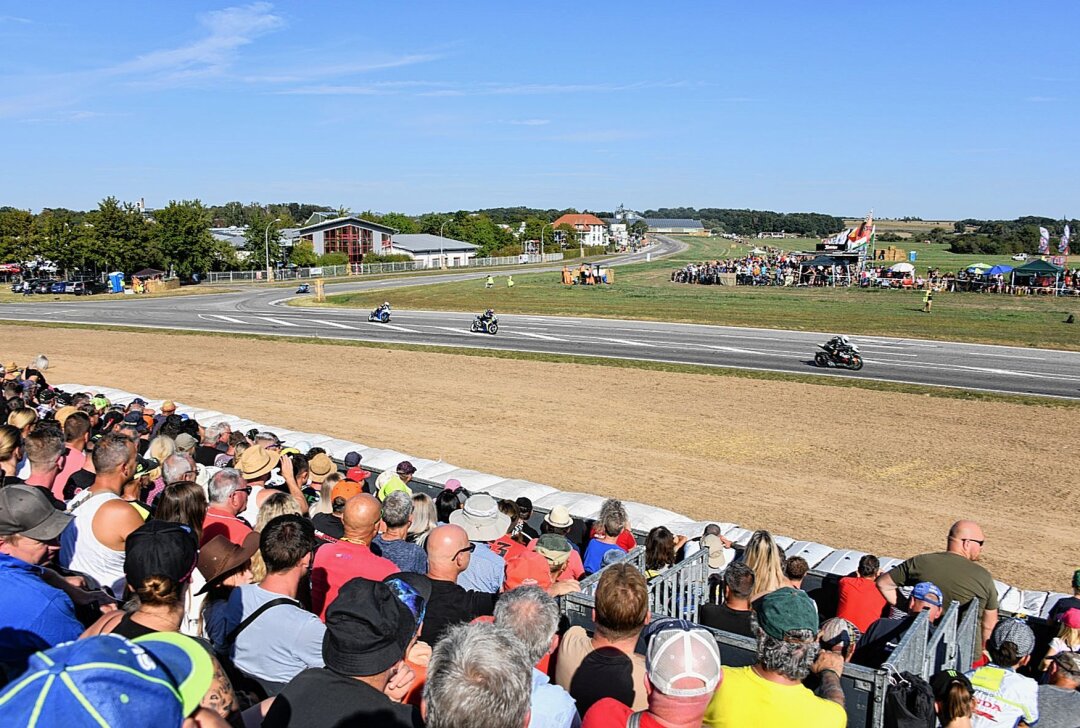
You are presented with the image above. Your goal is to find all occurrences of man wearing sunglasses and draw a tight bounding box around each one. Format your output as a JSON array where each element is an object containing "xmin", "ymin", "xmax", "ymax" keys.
[
  {"xmin": 419, "ymin": 524, "xmax": 496, "ymax": 646},
  {"xmin": 0, "ymin": 484, "xmax": 83, "ymax": 682},
  {"xmin": 876, "ymin": 520, "xmax": 999, "ymax": 651}
]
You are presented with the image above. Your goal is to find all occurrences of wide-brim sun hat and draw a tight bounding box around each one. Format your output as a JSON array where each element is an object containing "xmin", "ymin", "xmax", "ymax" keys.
[
  {"xmin": 237, "ymin": 445, "xmax": 281, "ymax": 479},
  {"xmin": 450, "ymin": 493, "xmax": 511, "ymax": 542}
]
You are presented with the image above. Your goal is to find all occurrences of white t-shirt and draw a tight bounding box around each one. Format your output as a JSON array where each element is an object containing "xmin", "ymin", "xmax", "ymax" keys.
[
  {"xmin": 1048, "ymin": 636, "xmax": 1080, "ymax": 655},
  {"xmin": 967, "ymin": 665, "xmax": 1039, "ymax": 728}
]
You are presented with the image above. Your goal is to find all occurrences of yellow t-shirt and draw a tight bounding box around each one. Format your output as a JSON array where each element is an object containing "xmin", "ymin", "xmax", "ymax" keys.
[{"xmin": 703, "ymin": 665, "xmax": 846, "ymax": 728}]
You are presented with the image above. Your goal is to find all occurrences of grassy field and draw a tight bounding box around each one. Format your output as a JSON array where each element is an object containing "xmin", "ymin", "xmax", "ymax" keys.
[{"xmin": 301, "ymin": 235, "xmax": 1080, "ymax": 350}]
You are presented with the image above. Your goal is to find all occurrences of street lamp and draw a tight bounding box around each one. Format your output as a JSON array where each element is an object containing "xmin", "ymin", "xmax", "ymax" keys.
[
  {"xmin": 439, "ymin": 220, "xmax": 449, "ymax": 268},
  {"xmin": 264, "ymin": 218, "xmax": 281, "ymax": 283},
  {"xmin": 539, "ymin": 222, "xmax": 553, "ymax": 262}
]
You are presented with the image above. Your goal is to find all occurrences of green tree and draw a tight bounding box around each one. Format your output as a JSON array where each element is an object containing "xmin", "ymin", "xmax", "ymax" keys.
[
  {"xmin": 31, "ymin": 209, "xmax": 93, "ymax": 276},
  {"xmin": 152, "ymin": 199, "xmax": 216, "ymax": 277},
  {"xmin": 244, "ymin": 210, "xmax": 282, "ymax": 270},
  {"xmin": 289, "ymin": 240, "xmax": 319, "ymax": 266},
  {"xmin": 377, "ymin": 212, "xmax": 416, "ymax": 234},
  {"xmin": 0, "ymin": 208, "xmax": 35, "ymax": 264},
  {"xmin": 630, "ymin": 220, "xmax": 649, "ymax": 235},
  {"xmin": 86, "ymin": 197, "xmax": 155, "ymax": 274}
]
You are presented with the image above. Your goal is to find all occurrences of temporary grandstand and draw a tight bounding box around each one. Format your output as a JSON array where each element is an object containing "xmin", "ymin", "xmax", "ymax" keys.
[{"xmin": 64, "ymin": 384, "xmax": 1072, "ymax": 728}]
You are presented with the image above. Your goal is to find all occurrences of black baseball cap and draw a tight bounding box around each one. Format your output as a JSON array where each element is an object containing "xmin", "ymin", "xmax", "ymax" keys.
[
  {"xmin": 323, "ymin": 578, "xmax": 414, "ymax": 677},
  {"xmin": 0, "ymin": 485, "xmax": 72, "ymax": 540},
  {"xmin": 121, "ymin": 412, "xmax": 148, "ymax": 434},
  {"xmin": 124, "ymin": 521, "xmax": 198, "ymax": 588}
]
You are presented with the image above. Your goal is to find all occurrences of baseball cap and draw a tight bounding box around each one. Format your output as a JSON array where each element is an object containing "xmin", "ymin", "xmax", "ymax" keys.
[
  {"xmin": 443, "ymin": 478, "xmax": 462, "ymax": 492},
  {"xmin": 134, "ymin": 456, "xmax": 159, "ymax": 479},
  {"xmin": 1059, "ymin": 607, "xmax": 1080, "ymax": 630},
  {"xmin": 308, "ymin": 453, "xmax": 335, "ymax": 483},
  {"xmin": 121, "ymin": 411, "xmax": 148, "ymax": 433},
  {"xmin": 646, "ymin": 627, "xmax": 723, "ymax": 697},
  {"xmin": 396, "ymin": 460, "xmax": 416, "ymax": 476},
  {"xmin": 0, "ymin": 484, "xmax": 73, "ymax": 540},
  {"xmin": 503, "ymin": 551, "xmax": 553, "ymax": 591},
  {"xmin": 91, "ymin": 396, "xmax": 110, "ymax": 411},
  {"xmin": 196, "ymin": 532, "xmax": 260, "ymax": 594},
  {"xmin": 345, "ymin": 466, "xmax": 371, "ymax": 483},
  {"xmin": 130, "ymin": 397, "xmax": 147, "ymax": 407},
  {"xmin": 819, "ymin": 617, "xmax": 862, "ymax": 653},
  {"xmin": 701, "ymin": 534, "xmax": 729, "ymax": 570},
  {"xmin": 535, "ymin": 533, "xmax": 572, "ymax": 567},
  {"xmin": 543, "ymin": 505, "xmax": 573, "ymax": 529},
  {"xmin": 930, "ymin": 669, "xmax": 972, "ymax": 703},
  {"xmin": 0, "ymin": 632, "xmax": 212, "ymax": 726},
  {"xmin": 989, "ymin": 618, "xmax": 1035, "ymax": 657},
  {"xmin": 753, "ymin": 587, "xmax": 819, "ymax": 640},
  {"xmin": 1052, "ymin": 651, "xmax": 1080, "ymax": 677},
  {"xmin": 331, "ymin": 479, "xmax": 363, "ymax": 503},
  {"xmin": 174, "ymin": 433, "xmax": 197, "ymax": 452},
  {"xmin": 911, "ymin": 581, "xmax": 943, "ymax": 608},
  {"xmin": 125, "ymin": 521, "xmax": 199, "ymax": 589},
  {"xmin": 343, "ymin": 451, "xmax": 362, "ymax": 468},
  {"xmin": 323, "ymin": 578, "xmax": 414, "ymax": 677}
]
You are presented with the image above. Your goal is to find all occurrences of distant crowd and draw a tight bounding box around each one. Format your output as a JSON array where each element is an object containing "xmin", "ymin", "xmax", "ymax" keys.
[{"xmin": 0, "ymin": 357, "xmax": 1077, "ymax": 727}]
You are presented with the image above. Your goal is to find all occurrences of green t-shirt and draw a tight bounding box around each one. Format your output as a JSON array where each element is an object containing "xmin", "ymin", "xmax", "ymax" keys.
[
  {"xmin": 888, "ymin": 551, "xmax": 998, "ymax": 612},
  {"xmin": 376, "ymin": 474, "xmax": 412, "ymax": 502}
]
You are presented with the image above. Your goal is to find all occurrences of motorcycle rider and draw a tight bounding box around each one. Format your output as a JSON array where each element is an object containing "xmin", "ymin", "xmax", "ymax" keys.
[
  {"xmin": 373, "ymin": 301, "xmax": 391, "ymax": 318},
  {"xmin": 824, "ymin": 335, "xmax": 852, "ymax": 357},
  {"xmin": 478, "ymin": 308, "xmax": 496, "ymax": 326}
]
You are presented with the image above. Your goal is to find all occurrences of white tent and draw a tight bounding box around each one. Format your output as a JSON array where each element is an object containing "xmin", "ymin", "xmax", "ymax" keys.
[{"xmin": 889, "ymin": 262, "xmax": 915, "ymax": 273}]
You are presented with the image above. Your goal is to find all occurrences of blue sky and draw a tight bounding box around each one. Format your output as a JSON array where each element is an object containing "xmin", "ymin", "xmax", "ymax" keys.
[{"xmin": 1, "ymin": 2, "xmax": 1077, "ymax": 220}]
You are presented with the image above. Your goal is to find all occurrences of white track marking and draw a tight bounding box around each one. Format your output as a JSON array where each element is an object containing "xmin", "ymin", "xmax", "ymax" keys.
[
  {"xmin": 510, "ymin": 331, "xmax": 567, "ymax": 341},
  {"xmin": 202, "ymin": 314, "xmax": 247, "ymax": 324},
  {"xmin": 372, "ymin": 322, "xmax": 420, "ymax": 333},
  {"xmin": 599, "ymin": 338, "xmax": 656, "ymax": 347},
  {"xmin": 965, "ymin": 352, "xmax": 1046, "ymax": 361},
  {"xmin": 310, "ymin": 319, "xmax": 355, "ymax": 330},
  {"xmin": 255, "ymin": 316, "xmax": 300, "ymax": 327}
]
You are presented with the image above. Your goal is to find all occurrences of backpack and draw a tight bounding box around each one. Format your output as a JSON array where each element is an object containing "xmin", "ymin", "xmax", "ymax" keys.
[{"xmin": 883, "ymin": 670, "xmax": 935, "ymax": 728}]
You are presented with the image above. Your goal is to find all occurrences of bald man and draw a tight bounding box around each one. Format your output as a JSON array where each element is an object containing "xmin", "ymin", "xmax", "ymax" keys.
[
  {"xmin": 420, "ymin": 524, "xmax": 498, "ymax": 645},
  {"xmin": 876, "ymin": 520, "xmax": 999, "ymax": 648},
  {"xmin": 310, "ymin": 494, "xmax": 399, "ymax": 620}
]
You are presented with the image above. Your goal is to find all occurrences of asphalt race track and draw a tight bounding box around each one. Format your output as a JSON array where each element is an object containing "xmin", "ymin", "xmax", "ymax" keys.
[{"xmin": 2, "ymin": 236, "xmax": 1079, "ymax": 399}]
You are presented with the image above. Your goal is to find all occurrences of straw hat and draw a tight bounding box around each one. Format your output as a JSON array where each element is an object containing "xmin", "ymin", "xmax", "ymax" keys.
[{"xmin": 236, "ymin": 445, "xmax": 280, "ymax": 480}]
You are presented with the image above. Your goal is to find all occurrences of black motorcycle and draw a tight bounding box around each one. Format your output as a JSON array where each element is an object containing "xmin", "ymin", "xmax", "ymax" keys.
[
  {"xmin": 815, "ymin": 343, "xmax": 863, "ymax": 371},
  {"xmin": 470, "ymin": 315, "xmax": 498, "ymax": 334}
]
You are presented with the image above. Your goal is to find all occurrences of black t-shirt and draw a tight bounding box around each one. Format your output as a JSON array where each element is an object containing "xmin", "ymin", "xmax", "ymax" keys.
[
  {"xmin": 1048, "ymin": 595, "xmax": 1080, "ymax": 623},
  {"xmin": 569, "ymin": 646, "xmax": 640, "ymax": 716},
  {"xmin": 262, "ymin": 667, "xmax": 422, "ymax": 728},
  {"xmin": 853, "ymin": 614, "xmax": 937, "ymax": 668},
  {"xmin": 193, "ymin": 444, "xmax": 220, "ymax": 467},
  {"xmin": 419, "ymin": 579, "xmax": 496, "ymax": 646},
  {"xmin": 311, "ymin": 512, "xmax": 344, "ymax": 543},
  {"xmin": 67, "ymin": 468, "xmax": 96, "ymax": 499},
  {"xmin": 698, "ymin": 603, "xmax": 754, "ymax": 637}
]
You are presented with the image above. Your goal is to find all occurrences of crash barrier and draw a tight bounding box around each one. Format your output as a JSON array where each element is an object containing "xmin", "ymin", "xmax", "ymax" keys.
[
  {"xmin": 882, "ymin": 610, "xmax": 931, "ymax": 678},
  {"xmin": 647, "ymin": 545, "xmax": 711, "ymax": 621},
  {"xmin": 561, "ymin": 547, "xmax": 645, "ymax": 630},
  {"xmin": 66, "ymin": 388, "xmax": 1067, "ymax": 650}
]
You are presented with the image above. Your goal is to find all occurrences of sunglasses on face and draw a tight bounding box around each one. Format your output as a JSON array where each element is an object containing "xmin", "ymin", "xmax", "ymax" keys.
[
  {"xmin": 453, "ymin": 543, "xmax": 476, "ymax": 559},
  {"xmin": 235, "ymin": 487, "xmax": 253, "ymax": 495}
]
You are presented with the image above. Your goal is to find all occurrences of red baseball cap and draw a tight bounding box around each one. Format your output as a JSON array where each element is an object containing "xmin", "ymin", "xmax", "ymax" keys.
[
  {"xmin": 345, "ymin": 466, "xmax": 371, "ymax": 483},
  {"xmin": 502, "ymin": 551, "xmax": 552, "ymax": 592}
]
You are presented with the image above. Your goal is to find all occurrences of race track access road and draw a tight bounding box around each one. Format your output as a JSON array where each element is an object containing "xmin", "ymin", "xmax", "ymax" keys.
[{"xmin": 2, "ymin": 236, "xmax": 1079, "ymax": 399}]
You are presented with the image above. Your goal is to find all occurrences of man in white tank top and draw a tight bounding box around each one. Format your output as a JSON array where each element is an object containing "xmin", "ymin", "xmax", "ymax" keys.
[{"xmin": 60, "ymin": 433, "xmax": 144, "ymax": 596}]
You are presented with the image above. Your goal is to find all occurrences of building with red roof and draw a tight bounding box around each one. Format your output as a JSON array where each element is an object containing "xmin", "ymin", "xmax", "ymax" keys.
[{"xmin": 551, "ymin": 213, "xmax": 608, "ymax": 247}]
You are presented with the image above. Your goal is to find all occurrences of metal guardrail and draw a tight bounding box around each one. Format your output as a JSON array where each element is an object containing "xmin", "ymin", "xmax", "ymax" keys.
[
  {"xmin": 882, "ymin": 609, "xmax": 931, "ymax": 677},
  {"xmin": 561, "ymin": 546, "xmax": 645, "ymax": 628},
  {"xmin": 647, "ymin": 545, "xmax": 710, "ymax": 620},
  {"xmin": 923, "ymin": 602, "xmax": 960, "ymax": 679},
  {"xmin": 955, "ymin": 598, "xmax": 981, "ymax": 674}
]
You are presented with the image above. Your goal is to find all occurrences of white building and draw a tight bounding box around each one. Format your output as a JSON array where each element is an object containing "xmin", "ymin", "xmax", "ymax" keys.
[
  {"xmin": 552, "ymin": 213, "xmax": 607, "ymax": 247},
  {"xmin": 389, "ymin": 233, "xmax": 479, "ymax": 268}
]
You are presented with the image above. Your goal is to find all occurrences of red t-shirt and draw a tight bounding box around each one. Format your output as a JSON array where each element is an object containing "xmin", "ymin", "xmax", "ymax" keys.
[
  {"xmin": 311, "ymin": 540, "xmax": 399, "ymax": 620},
  {"xmin": 490, "ymin": 534, "xmax": 527, "ymax": 561},
  {"xmin": 836, "ymin": 575, "xmax": 888, "ymax": 633},
  {"xmin": 201, "ymin": 507, "xmax": 253, "ymax": 547},
  {"xmin": 582, "ymin": 698, "xmax": 660, "ymax": 728},
  {"xmin": 616, "ymin": 530, "xmax": 636, "ymax": 552},
  {"xmin": 527, "ymin": 539, "xmax": 585, "ymax": 581}
]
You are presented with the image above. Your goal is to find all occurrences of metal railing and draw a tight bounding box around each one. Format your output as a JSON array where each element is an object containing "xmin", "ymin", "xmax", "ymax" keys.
[
  {"xmin": 923, "ymin": 601, "xmax": 960, "ymax": 679},
  {"xmin": 882, "ymin": 609, "xmax": 931, "ymax": 677},
  {"xmin": 561, "ymin": 546, "xmax": 645, "ymax": 628},
  {"xmin": 205, "ymin": 264, "xmax": 349, "ymax": 283},
  {"xmin": 647, "ymin": 546, "xmax": 711, "ymax": 620},
  {"xmin": 955, "ymin": 598, "xmax": 981, "ymax": 674}
]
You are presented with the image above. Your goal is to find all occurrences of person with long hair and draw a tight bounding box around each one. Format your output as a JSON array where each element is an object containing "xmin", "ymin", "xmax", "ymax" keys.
[
  {"xmin": 644, "ymin": 525, "xmax": 687, "ymax": 578},
  {"xmin": 931, "ymin": 670, "xmax": 975, "ymax": 728},
  {"xmin": 0, "ymin": 424, "xmax": 24, "ymax": 486},
  {"xmin": 249, "ymin": 491, "xmax": 302, "ymax": 583},
  {"xmin": 153, "ymin": 479, "xmax": 210, "ymax": 636},
  {"xmin": 744, "ymin": 530, "xmax": 786, "ymax": 601},
  {"xmin": 307, "ymin": 471, "xmax": 341, "ymax": 517},
  {"xmin": 409, "ymin": 492, "xmax": 438, "ymax": 547},
  {"xmin": 6, "ymin": 409, "xmax": 35, "ymax": 478},
  {"xmin": 1041, "ymin": 608, "xmax": 1080, "ymax": 672}
]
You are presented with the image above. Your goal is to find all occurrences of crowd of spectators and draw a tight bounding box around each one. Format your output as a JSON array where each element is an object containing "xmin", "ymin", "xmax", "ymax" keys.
[{"xmin": 0, "ymin": 366, "xmax": 1078, "ymax": 727}]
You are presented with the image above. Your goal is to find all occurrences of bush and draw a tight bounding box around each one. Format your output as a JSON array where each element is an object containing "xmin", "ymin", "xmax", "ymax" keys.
[
  {"xmin": 361, "ymin": 253, "xmax": 412, "ymax": 263},
  {"xmin": 562, "ymin": 246, "xmax": 608, "ymax": 260},
  {"xmin": 318, "ymin": 252, "xmax": 348, "ymax": 266}
]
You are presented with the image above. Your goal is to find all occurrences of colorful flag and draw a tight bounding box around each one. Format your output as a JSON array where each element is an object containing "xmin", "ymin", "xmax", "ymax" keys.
[
  {"xmin": 1039, "ymin": 227, "xmax": 1051, "ymax": 255},
  {"xmin": 1060, "ymin": 224, "xmax": 1071, "ymax": 256}
]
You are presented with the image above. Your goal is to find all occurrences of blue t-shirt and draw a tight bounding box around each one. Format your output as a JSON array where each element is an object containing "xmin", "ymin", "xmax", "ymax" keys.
[
  {"xmin": 0, "ymin": 553, "xmax": 84, "ymax": 680},
  {"xmin": 221, "ymin": 585, "xmax": 325, "ymax": 684},
  {"xmin": 371, "ymin": 535, "xmax": 428, "ymax": 574},
  {"xmin": 582, "ymin": 540, "xmax": 623, "ymax": 575}
]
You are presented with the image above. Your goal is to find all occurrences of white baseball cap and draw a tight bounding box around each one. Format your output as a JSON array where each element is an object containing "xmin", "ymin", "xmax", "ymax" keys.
[{"xmin": 646, "ymin": 628, "xmax": 723, "ymax": 697}]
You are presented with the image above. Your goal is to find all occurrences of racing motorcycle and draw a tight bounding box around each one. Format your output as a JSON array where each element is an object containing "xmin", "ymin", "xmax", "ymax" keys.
[
  {"xmin": 815, "ymin": 342, "xmax": 863, "ymax": 371},
  {"xmin": 368, "ymin": 303, "xmax": 391, "ymax": 323},
  {"xmin": 470, "ymin": 314, "xmax": 499, "ymax": 335}
]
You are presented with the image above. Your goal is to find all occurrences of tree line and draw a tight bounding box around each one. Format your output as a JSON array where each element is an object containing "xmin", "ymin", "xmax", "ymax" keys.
[
  {"xmin": 948, "ymin": 216, "xmax": 1078, "ymax": 256},
  {"xmin": 642, "ymin": 207, "xmax": 845, "ymax": 237}
]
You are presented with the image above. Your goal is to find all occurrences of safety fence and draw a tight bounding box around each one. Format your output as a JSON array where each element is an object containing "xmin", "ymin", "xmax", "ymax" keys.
[
  {"xmin": 561, "ymin": 546, "xmax": 645, "ymax": 628},
  {"xmin": 647, "ymin": 546, "xmax": 711, "ymax": 620}
]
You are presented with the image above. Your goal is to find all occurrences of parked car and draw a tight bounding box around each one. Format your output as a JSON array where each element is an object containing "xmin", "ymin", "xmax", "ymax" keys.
[
  {"xmin": 1011, "ymin": 253, "xmax": 1029, "ymax": 261},
  {"xmin": 71, "ymin": 280, "xmax": 100, "ymax": 295},
  {"xmin": 11, "ymin": 278, "xmax": 38, "ymax": 293},
  {"xmin": 49, "ymin": 281, "xmax": 68, "ymax": 294}
]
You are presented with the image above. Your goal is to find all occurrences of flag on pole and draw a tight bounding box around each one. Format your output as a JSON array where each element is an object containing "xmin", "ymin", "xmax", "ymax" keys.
[
  {"xmin": 1039, "ymin": 227, "xmax": 1050, "ymax": 255},
  {"xmin": 1059, "ymin": 224, "xmax": 1071, "ymax": 256}
]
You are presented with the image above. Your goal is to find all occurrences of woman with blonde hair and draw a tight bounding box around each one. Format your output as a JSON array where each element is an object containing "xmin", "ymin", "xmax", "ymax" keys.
[
  {"xmin": 7, "ymin": 407, "xmax": 36, "ymax": 436},
  {"xmin": 1041, "ymin": 608, "xmax": 1080, "ymax": 672},
  {"xmin": 144, "ymin": 435, "xmax": 177, "ymax": 505},
  {"xmin": 308, "ymin": 472, "xmax": 342, "ymax": 517},
  {"xmin": 408, "ymin": 492, "xmax": 437, "ymax": 547},
  {"xmin": 0, "ymin": 424, "xmax": 23, "ymax": 485},
  {"xmin": 744, "ymin": 529, "xmax": 786, "ymax": 600},
  {"xmin": 249, "ymin": 491, "xmax": 302, "ymax": 583}
]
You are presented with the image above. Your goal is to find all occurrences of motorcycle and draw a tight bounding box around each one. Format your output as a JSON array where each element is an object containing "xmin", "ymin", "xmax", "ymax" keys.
[
  {"xmin": 470, "ymin": 315, "xmax": 499, "ymax": 335},
  {"xmin": 815, "ymin": 344, "xmax": 863, "ymax": 371},
  {"xmin": 295, "ymin": 283, "xmax": 310, "ymax": 294},
  {"xmin": 368, "ymin": 306, "xmax": 391, "ymax": 323}
]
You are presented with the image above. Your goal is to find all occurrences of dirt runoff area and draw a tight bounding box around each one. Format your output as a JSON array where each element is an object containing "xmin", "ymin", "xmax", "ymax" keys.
[{"xmin": 7, "ymin": 324, "xmax": 1075, "ymax": 593}]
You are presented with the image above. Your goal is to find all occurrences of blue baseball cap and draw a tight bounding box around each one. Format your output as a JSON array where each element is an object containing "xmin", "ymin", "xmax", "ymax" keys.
[
  {"xmin": 911, "ymin": 582, "xmax": 943, "ymax": 607},
  {"xmin": 0, "ymin": 633, "xmax": 212, "ymax": 727}
]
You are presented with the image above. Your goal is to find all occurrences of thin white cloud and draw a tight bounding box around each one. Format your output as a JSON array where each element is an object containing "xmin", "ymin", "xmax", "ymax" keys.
[
  {"xmin": 0, "ymin": 15, "xmax": 32, "ymax": 24},
  {"xmin": 548, "ymin": 129, "xmax": 647, "ymax": 143},
  {"xmin": 275, "ymin": 81, "xmax": 449, "ymax": 96},
  {"xmin": 504, "ymin": 119, "xmax": 550, "ymax": 126},
  {"xmin": 242, "ymin": 53, "xmax": 442, "ymax": 84}
]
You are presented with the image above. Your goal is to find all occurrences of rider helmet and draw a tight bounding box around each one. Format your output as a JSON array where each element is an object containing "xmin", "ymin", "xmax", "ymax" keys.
[
  {"xmin": 840, "ymin": 336, "xmax": 850, "ymax": 345},
  {"xmin": 485, "ymin": 309, "xmax": 494, "ymax": 316},
  {"xmin": 383, "ymin": 301, "xmax": 389, "ymax": 307}
]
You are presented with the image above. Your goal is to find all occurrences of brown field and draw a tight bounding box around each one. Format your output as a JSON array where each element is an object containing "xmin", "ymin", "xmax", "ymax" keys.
[{"xmin": 8, "ymin": 324, "xmax": 1074, "ymax": 594}]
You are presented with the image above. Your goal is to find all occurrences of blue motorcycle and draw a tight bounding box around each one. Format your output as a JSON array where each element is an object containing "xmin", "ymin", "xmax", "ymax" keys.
[
  {"xmin": 368, "ymin": 304, "xmax": 391, "ymax": 323},
  {"xmin": 470, "ymin": 314, "xmax": 498, "ymax": 334}
]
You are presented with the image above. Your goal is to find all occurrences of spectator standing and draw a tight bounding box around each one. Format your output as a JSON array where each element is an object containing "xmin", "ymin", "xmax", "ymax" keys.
[
  {"xmin": 582, "ymin": 626, "xmax": 723, "ymax": 728},
  {"xmin": 1047, "ymin": 569, "xmax": 1080, "ymax": 623},
  {"xmin": 195, "ymin": 422, "xmax": 231, "ymax": 467},
  {"xmin": 878, "ymin": 520, "xmax": 999, "ymax": 650},
  {"xmin": 854, "ymin": 581, "xmax": 944, "ymax": 668},
  {"xmin": 837, "ymin": 554, "xmax": 889, "ymax": 633},
  {"xmin": 966, "ymin": 619, "xmax": 1038, "ymax": 728},
  {"xmin": 372, "ymin": 490, "xmax": 428, "ymax": 574},
  {"xmin": 698, "ymin": 561, "xmax": 756, "ymax": 637},
  {"xmin": 197, "ymin": 533, "xmax": 259, "ymax": 646},
  {"xmin": 530, "ymin": 505, "xmax": 585, "ymax": 581},
  {"xmin": 583, "ymin": 502, "xmax": 627, "ymax": 575},
  {"xmin": 514, "ymin": 496, "xmax": 539, "ymax": 540},
  {"xmin": 555, "ymin": 563, "xmax": 650, "ymax": 714},
  {"xmin": 1041, "ymin": 608, "xmax": 1080, "ymax": 671},
  {"xmin": 423, "ymin": 622, "xmax": 533, "ymax": 728},
  {"xmin": 408, "ymin": 493, "xmax": 437, "ymax": 548},
  {"xmin": 201, "ymin": 468, "xmax": 253, "ymax": 547},
  {"xmin": 450, "ymin": 493, "xmax": 509, "ymax": 594},
  {"xmin": 219, "ymin": 514, "xmax": 325, "ymax": 693},
  {"xmin": 53, "ymin": 411, "xmax": 90, "ymax": 501},
  {"xmin": 931, "ymin": 669, "xmax": 976, "ymax": 728},
  {"xmin": 703, "ymin": 587, "xmax": 846, "ymax": 727},
  {"xmin": 420, "ymin": 524, "xmax": 496, "ymax": 645},
  {"xmin": 312, "ymin": 478, "xmax": 360, "ymax": 543},
  {"xmin": 0, "ymin": 484, "xmax": 81, "ymax": 681},
  {"xmin": 60, "ymin": 433, "xmax": 143, "ymax": 596},
  {"xmin": 262, "ymin": 577, "xmax": 424, "ymax": 728},
  {"xmin": 1037, "ymin": 652, "xmax": 1080, "ymax": 728},
  {"xmin": 644, "ymin": 525, "xmax": 687, "ymax": 578},
  {"xmin": 377, "ymin": 460, "xmax": 416, "ymax": 502},
  {"xmin": 494, "ymin": 586, "xmax": 581, "ymax": 728},
  {"xmin": 21, "ymin": 427, "xmax": 66, "ymax": 508},
  {"xmin": 783, "ymin": 556, "xmax": 809, "ymax": 590},
  {"xmin": 744, "ymin": 530, "xmax": 786, "ymax": 600},
  {"xmin": 310, "ymin": 493, "xmax": 398, "ymax": 619}
]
